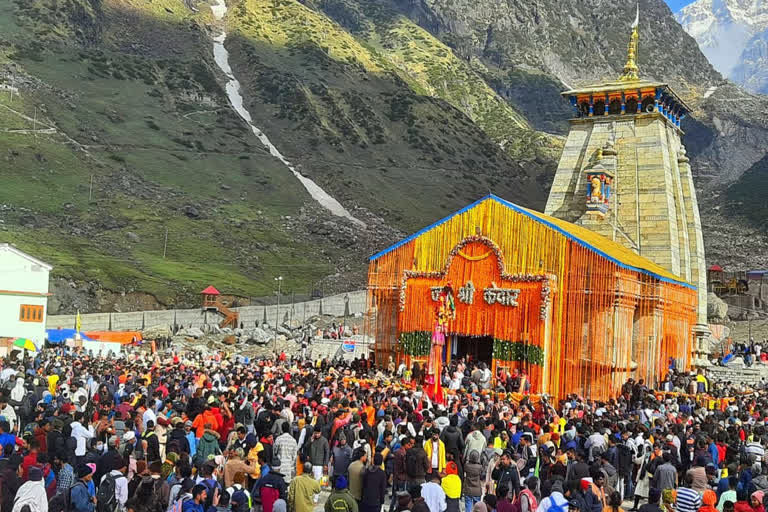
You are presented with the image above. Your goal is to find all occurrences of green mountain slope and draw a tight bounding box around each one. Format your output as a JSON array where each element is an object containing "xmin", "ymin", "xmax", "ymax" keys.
[{"xmin": 0, "ymin": 0, "xmax": 557, "ymax": 311}]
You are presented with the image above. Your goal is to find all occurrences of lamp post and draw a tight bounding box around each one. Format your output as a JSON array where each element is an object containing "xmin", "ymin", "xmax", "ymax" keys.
[{"xmin": 274, "ymin": 276, "xmax": 283, "ymax": 352}]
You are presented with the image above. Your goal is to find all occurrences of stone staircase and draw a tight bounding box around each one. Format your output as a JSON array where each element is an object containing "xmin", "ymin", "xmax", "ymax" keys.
[{"xmin": 707, "ymin": 364, "xmax": 768, "ymax": 386}]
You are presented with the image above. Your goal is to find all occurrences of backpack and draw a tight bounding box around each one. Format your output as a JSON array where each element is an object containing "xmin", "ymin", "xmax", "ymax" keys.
[
  {"xmin": 616, "ymin": 444, "xmax": 633, "ymax": 476},
  {"xmin": 19, "ymin": 392, "xmax": 34, "ymax": 421},
  {"xmin": 510, "ymin": 489, "xmax": 538, "ymax": 512},
  {"xmin": 96, "ymin": 473, "xmax": 119, "ymax": 512},
  {"xmin": 48, "ymin": 490, "xmax": 68, "ymax": 512},
  {"xmin": 49, "ymin": 482, "xmax": 81, "ymax": 512},
  {"xmin": 405, "ymin": 448, "xmax": 421, "ymax": 477},
  {"xmin": 168, "ymin": 493, "xmax": 192, "ymax": 512},
  {"xmin": 150, "ymin": 479, "xmax": 169, "ymax": 512},
  {"xmin": 235, "ymin": 403, "xmax": 255, "ymax": 426},
  {"xmin": 329, "ymin": 494, "xmax": 352, "ymax": 512}
]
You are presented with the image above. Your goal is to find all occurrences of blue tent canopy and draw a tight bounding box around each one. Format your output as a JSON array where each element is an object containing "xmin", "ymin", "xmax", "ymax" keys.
[{"xmin": 46, "ymin": 329, "xmax": 92, "ymax": 344}]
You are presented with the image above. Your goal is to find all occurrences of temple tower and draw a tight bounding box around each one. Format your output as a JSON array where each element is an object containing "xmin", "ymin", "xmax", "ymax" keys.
[{"xmin": 544, "ymin": 9, "xmax": 710, "ymax": 362}]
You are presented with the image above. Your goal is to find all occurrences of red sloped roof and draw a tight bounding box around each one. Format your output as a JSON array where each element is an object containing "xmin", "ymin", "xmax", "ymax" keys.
[
  {"xmin": 708, "ymin": 265, "xmax": 723, "ymax": 272},
  {"xmin": 200, "ymin": 285, "xmax": 221, "ymax": 295}
]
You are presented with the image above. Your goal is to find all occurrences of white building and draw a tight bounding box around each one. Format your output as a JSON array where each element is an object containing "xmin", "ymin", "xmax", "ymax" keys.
[{"xmin": 0, "ymin": 243, "xmax": 52, "ymax": 347}]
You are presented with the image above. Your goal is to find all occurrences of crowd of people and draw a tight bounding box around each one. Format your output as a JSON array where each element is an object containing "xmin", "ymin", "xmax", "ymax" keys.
[
  {"xmin": 720, "ymin": 339, "xmax": 768, "ymax": 368},
  {"xmin": 1, "ymin": 346, "xmax": 768, "ymax": 512}
]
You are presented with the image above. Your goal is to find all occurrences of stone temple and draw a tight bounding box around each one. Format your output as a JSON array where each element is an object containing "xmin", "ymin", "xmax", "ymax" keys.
[{"xmin": 544, "ymin": 12, "xmax": 710, "ymax": 362}]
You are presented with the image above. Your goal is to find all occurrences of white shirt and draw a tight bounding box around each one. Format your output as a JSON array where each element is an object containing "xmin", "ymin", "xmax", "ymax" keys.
[
  {"xmin": 431, "ymin": 440, "xmax": 439, "ymax": 468},
  {"xmin": 1, "ymin": 404, "xmax": 18, "ymax": 432},
  {"xmin": 143, "ymin": 408, "xmax": 157, "ymax": 430},
  {"xmin": 11, "ymin": 479, "xmax": 48, "ymax": 512},
  {"xmin": 70, "ymin": 421, "xmax": 94, "ymax": 456},
  {"xmin": 585, "ymin": 433, "xmax": 606, "ymax": 450},
  {"xmin": 421, "ymin": 481, "xmax": 446, "ymax": 512},
  {"xmin": 101, "ymin": 470, "xmax": 128, "ymax": 506},
  {"xmin": 0, "ymin": 368, "xmax": 17, "ymax": 383}
]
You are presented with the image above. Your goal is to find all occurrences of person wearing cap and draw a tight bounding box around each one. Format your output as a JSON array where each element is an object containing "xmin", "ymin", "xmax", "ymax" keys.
[
  {"xmin": 440, "ymin": 461, "xmax": 461, "ymax": 512},
  {"xmin": 100, "ymin": 456, "xmax": 129, "ymax": 511},
  {"xmin": 326, "ymin": 475, "xmax": 359, "ymax": 512},
  {"xmin": 71, "ymin": 464, "xmax": 96, "ymax": 512},
  {"xmin": 167, "ymin": 416, "xmax": 191, "ymax": 455},
  {"xmin": 11, "ymin": 465, "xmax": 47, "ymax": 512},
  {"xmin": 0, "ymin": 394, "xmax": 18, "ymax": 433},
  {"xmin": 141, "ymin": 419, "xmax": 161, "ymax": 463},
  {"xmin": 331, "ymin": 434, "xmax": 354, "ymax": 480},
  {"xmin": 184, "ymin": 420, "xmax": 198, "ymax": 459}
]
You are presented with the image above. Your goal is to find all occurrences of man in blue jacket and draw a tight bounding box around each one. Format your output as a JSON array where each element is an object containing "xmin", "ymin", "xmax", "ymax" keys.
[
  {"xmin": 183, "ymin": 484, "xmax": 220, "ymax": 512},
  {"xmin": 71, "ymin": 464, "xmax": 96, "ymax": 512}
]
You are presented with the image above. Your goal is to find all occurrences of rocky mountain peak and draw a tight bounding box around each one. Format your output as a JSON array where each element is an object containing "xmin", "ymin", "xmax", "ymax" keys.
[{"xmin": 677, "ymin": 0, "xmax": 768, "ymax": 91}]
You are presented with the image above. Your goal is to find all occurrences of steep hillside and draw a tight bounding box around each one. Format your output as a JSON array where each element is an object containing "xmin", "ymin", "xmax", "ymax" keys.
[
  {"xmin": 0, "ymin": 0, "xmax": 555, "ymax": 311},
  {"xmin": 0, "ymin": 0, "xmax": 364, "ymax": 310}
]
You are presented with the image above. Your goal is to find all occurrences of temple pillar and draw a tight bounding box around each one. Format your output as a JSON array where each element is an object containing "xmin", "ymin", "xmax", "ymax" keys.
[
  {"xmin": 633, "ymin": 283, "xmax": 666, "ymax": 386},
  {"xmin": 612, "ymin": 274, "xmax": 639, "ymax": 392},
  {"xmin": 583, "ymin": 300, "xmax": 615, "ymax": 399},
  {"xmin": 678, "ymin": 146, "xmax": 710, "ymax": 366}
]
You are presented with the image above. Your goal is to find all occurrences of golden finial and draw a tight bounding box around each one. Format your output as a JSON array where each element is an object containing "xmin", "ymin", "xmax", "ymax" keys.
[{"xmin": 619, "ymin": 3, "xmax": 640, "ymax": 81}]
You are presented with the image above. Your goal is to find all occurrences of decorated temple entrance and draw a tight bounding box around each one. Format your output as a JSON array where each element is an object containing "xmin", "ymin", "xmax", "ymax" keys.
[
  {"xmin": 455, "ymin": 335, "xmax": 493, "ymax": 363},
  {"xmin": 394, "ymin": 235, "xmax": 557, "ymax": 394}
]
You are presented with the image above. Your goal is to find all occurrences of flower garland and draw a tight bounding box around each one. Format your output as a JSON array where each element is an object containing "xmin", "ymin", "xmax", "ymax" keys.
[
  {"xmin": 397, "ymin": 331, "xmax": 432, "ymax": 356},
  {"xmin": 396, "ymin": 333, "xmax": 546, "ymax": 366},
  {"xmin": 540, "ymin": 276, "xmax": 557, "ymax": 320},
  {"xmin": 492, "ymin": 339, "xmax": 545, "ymax": 365}
]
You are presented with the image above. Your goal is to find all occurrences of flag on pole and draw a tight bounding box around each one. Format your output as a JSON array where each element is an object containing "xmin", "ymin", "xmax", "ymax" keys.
[
  {"xmin": 631, "ymin": 2, "xmax": 639, "ymax": 28},
  {"xmin": 76, "ymin": 310, "xmax": 82, "ymax": 332}
]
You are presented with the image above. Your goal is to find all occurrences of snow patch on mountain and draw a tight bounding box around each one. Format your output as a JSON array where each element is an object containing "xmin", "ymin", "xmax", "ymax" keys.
[
  {"xmin": 677, "ymin": 0, "xmax": 768, "ymax": 93},
  {"xmin": 209, "ymin": 0, "xmax": 366, "ymax": 228}
]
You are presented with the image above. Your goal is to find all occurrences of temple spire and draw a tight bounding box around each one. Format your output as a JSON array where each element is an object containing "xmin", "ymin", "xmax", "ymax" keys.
[{"xmin": 619, "ymin": 3, "xmax": 640, "ymax": 81}]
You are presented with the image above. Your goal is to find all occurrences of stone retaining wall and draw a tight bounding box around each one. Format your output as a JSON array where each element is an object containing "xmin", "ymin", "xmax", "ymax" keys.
[
  {"xmin": 47, "ymin": 291, "xmax": 368, "ymax": 331},
  {"xmin": 707, "ymin": 365, "xmax": 768, "ymax": 385}
]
